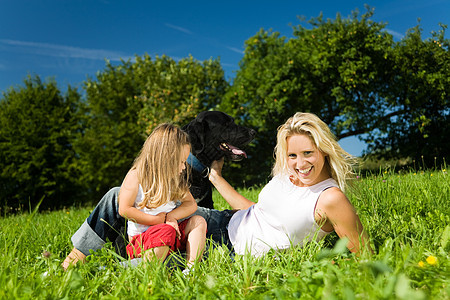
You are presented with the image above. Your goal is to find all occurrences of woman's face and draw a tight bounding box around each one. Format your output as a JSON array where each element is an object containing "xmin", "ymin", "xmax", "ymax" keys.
[
  {"xmin": 286, "ymin": 134, "xmax": 330, "ymax": 187},
  {"xmin": 179, "ymin": 144, "xmax": 191, "ymax": 174}
]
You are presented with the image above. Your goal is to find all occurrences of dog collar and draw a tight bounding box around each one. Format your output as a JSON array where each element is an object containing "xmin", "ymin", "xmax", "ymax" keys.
[{"xmin": 187, "ymin": 153, "xmax": 210, "ymax": 177}]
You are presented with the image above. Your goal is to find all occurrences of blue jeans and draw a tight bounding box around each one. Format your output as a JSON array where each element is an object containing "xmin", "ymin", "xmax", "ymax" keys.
[
  {"xmin": 192, "ymin": 207, "xmax": 234, "ymax": 253},
  {"xmin": 71, "ymin": 187, "xmax": 234, "ymax": 257},
  {"xmin": 71, "ymin": 187, "xmax": 127, "ymax": 256}
]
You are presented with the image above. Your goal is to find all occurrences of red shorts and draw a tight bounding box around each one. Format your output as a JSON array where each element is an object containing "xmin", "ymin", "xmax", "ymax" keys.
[{"xmin": 126, "ymin": 218, "xmax": 190, "ymax": 259}]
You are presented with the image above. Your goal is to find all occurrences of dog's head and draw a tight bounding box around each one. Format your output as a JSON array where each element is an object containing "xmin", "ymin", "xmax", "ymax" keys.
[{"xmin": 183, "ymin": 111, "xmax": 256, "ymax": 165}]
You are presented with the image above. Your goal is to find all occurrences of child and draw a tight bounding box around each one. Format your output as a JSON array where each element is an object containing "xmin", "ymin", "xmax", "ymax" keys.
[{"xmin": 118, "ymin": 123, "xmax": 206, "ymax": 271}]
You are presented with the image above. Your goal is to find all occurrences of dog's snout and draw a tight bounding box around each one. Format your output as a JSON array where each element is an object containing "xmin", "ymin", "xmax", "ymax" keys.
[{"xmin": 249, "ymin": 129, "xmax": 256, "ymax": 138}]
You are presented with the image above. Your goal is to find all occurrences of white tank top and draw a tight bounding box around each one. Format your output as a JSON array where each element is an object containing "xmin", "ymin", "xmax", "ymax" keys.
[
  {"xmin": 228, "ymin": 175, "xmax": 338, "ymax": 257},
  {"xmin": 127, "ymin": 185, "xmax": 176, "ymax": 237}
]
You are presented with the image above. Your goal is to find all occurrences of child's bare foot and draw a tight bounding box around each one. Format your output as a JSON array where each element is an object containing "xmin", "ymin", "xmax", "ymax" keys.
[{"xmin": 62, "ymin": 247, "xmax": 86, "ymax": 270}]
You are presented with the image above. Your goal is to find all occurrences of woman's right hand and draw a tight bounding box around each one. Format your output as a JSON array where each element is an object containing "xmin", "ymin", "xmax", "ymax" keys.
[
  {"xmin": 209, "ymin": 157, "xmax": 224, "ymax": 183},
  {"xmin": 208, "ymin": 157, "xmax": 255, "ymax": 210}
]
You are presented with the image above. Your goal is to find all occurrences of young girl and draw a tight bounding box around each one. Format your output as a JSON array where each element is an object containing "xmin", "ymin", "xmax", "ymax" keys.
[{"xmin": 118, "ymin": 123, "xmax": 206, "ymax": 270}]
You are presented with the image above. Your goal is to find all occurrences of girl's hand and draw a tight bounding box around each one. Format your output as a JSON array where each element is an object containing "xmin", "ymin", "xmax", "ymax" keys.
[
  {"xmin": 165, "ymin": 214, "xmax": 181, "ymax": 239},
  {"xmin": 156, "ymin": 212, "xmax": 167, "ymax": 224}
]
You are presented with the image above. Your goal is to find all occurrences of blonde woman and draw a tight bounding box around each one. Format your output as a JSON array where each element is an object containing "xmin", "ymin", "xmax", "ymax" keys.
[{"xmin": 207, "ymin": 112, "xmax": 372, "ymax": 256}]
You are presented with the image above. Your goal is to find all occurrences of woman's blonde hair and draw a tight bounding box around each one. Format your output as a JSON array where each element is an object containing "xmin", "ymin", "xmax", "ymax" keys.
[
  {"xmin": 133, "ymin": 123, "xmax": 191, "ymax": 209},
  {"xmin": 272, "ymin": 112, "xmax": 355, "ymax": 191}
]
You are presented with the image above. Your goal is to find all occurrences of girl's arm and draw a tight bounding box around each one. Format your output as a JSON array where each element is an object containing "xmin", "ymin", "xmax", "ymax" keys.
[
  {"xmin": 165, "ymin": 191, "xmax": 197, "ymax": 239},
  {"xmin": 208, "ymin": 158, "xmax": 255, "ymax": 210},
  {"xmin": 118, "ymin": 169, "xmax": 166, "ymax": 225},
  {"xmin": 316, "ymin": 188, "xmax": 373, "ymax": 255},
  {"xmin": 165, "ymin": 191, "xmax": 197, "ymax": 222}
]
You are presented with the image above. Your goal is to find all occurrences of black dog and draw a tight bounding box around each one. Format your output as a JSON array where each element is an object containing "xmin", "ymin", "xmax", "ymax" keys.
[{"xmin": 183, "ymin": 111, "xmax": 256, "ymax": 209}]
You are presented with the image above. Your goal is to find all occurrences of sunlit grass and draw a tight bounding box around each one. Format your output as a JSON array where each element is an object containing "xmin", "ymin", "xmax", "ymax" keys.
[{"xmin": 0, "ymin": 169, "xmax": 448, "ymax": 298}]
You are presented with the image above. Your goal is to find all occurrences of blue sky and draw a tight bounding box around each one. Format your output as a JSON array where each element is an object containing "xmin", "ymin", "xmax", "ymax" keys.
[{"xmin": 1, "ymin": 0, "xmax": 449, "ymax": 156}]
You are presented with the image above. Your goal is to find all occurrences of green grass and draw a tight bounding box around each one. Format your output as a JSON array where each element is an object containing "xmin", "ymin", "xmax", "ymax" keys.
[{"xmin": 0, "ymin": 170, "xmax": 449, "ymax": 299}]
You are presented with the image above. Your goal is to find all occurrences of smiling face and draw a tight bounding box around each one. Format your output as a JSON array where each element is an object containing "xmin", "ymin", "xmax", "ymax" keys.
[{"xmin": 286, "ymin": 134, "xmax": 330, "ymax": 187}]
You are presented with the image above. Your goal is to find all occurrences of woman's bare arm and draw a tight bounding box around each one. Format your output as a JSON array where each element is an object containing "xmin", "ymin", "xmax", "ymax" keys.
[
  {"xmin": 316, "ymin": 187, "xmax": 373, "ymax": 255},
  {"xmin": 208, "ymin": 158, "xmax": 255, "ymax": 210}
]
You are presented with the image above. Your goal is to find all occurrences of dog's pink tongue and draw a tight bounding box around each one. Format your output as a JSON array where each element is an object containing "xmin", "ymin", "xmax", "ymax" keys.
[
  {"xmin": 233, "ymin": 149, "xmax": 246, "ymax": 157},
  {"xmin": 228, "ymin": 144, "xmax": 247, "ymax": 158}
]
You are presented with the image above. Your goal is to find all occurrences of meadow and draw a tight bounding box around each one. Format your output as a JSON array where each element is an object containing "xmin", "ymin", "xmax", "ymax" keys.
[{"xmin": 0, "ymin": 169, "xmax": 448, "ymax": 299}]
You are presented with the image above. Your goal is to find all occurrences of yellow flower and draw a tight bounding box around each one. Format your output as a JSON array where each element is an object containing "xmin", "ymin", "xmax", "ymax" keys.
[
  {"xmin": 430, "ymin": 174, "xmax": 433, "ymax": 176},
  {"xmin": 426, "ymin": 255, "xmax": 437, "ymax": 265},
  {"xmin": 418, "ymin": 261, "xmax": 425, "ymax": 267},
  {"xmin": 414, "ymin": 173, "xmax": 417, "ymax": 175}
]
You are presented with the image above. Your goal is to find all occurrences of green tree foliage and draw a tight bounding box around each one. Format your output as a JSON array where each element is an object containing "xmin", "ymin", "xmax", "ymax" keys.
[
  {"xmin": 367, "ymin": 25, "xmax": 450, "ymax": 164},
  {"xmin": 77, "ymin": 54, "xmax": 228, "ymax": 197},
  {"xmin": 220, "ymin": 7, "xmax": 449, "ymax": 181},
  {"xmin": 0, "ymin": 76, "xmax": 84, "ymax": 211},
  {"xmin": 220, "ymin": 8, "xmax": 394, "ymax": 182},
  {"xmin": 136, "ymin": 55, "xmax": 228, "ymax": 134}
]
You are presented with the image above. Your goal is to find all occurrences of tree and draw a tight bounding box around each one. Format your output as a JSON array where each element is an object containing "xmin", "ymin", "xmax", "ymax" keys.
[
  {"xmin": 219, "ymin": 7, "xmax": 395, "ymax": 183},
  {"xmin": 365, "ymin": 24, "xmax": 450, "ymax": 165},
  {"xmin": 77, "ymin": 54, "xmax": 229, "ymax": 197},
  {"xmin": 136, "ymin": 55, "xmax": 229, "ymax": 134},
  {"xmin": 0, "ymin": 76, "xmax": 84, "ymax": 212}
]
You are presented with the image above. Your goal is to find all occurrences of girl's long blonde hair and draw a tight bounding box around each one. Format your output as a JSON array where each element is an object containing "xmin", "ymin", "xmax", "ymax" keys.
[
  {"xmin": 133, "ymin": 123, "xmax": 191, "ymax": 209},
  {"xmin": 272, "ymin": 112, "xmax": 355, "ymax": 191}
]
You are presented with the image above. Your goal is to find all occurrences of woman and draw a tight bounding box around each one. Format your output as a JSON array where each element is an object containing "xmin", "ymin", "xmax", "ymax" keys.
[{"xmin": 206, "ymin": 112, "xmax": 371, "ymax": 256}]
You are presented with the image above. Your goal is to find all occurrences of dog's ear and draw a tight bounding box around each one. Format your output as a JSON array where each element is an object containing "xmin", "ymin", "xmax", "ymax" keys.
[{"xmin": 183, "ymin": 120, "xmax": 206, "ymax": 153}]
